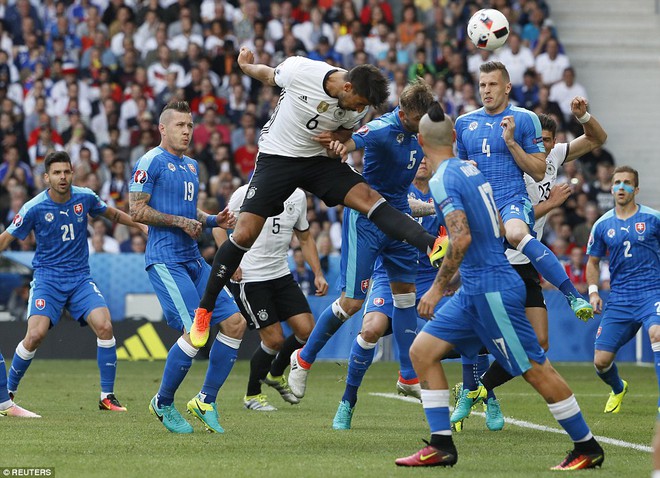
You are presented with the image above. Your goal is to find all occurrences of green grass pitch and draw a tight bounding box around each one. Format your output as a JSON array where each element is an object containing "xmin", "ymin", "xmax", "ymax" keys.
[{"xmin": 3, "ymin": 360, "xmax": 655, "ymax": 477}]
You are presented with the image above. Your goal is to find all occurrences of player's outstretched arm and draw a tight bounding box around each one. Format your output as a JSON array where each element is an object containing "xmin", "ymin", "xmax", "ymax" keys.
[
  {"xmin": 129, "ymin": 191, "xmax": 202, "ymax": 239},
  {"xmin": 0, "ymin": 230, "xmax": 16, "ymax": 253},
  {"xmin": 295, "ymin": 228, "xmax": 328, "ymax": 296},
  {"xmin": 102, "ymin": 206, "xmax": 148, "ymax": 234},
  {"xmin": 237, "ymin": 47, "xmax": 276, "ymax": 86},
  {"xmin": 418, "ymin": 210, "xmax": 471, "ymax": 319},
  {"xmin": 565, "ymin": 97, "xmax": 608, "ymax": 162},
  {"xmin": 197, "ymin": 206, "xmax": 236, "ymax": 230},
  {"xmin": 533, "ymin": 183, "xmax": 571, "ymax": 220},
  {"xmin": 408, "ymin": 198, "xmax": 436, "ymax": 217},
  {"xmin": 586, "ymin": 255, "xmax": 603, "ymax": 314}
]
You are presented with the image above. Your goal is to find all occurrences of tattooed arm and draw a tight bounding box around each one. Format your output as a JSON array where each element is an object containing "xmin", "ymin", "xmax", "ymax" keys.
[
  {"xmin": 408, "ymin": 198, "xmax": 436, "ymax": 217},
  {"xmin": 102, "ymin": 206, "xmax": 148, "ymax": 234},
  {"xmin": 129, "ymin": 191, "xmax": 202, "ymax": 239},
  {"xmin": 417, "ymin": 209, "xmax": 472, "ymax": 319}
]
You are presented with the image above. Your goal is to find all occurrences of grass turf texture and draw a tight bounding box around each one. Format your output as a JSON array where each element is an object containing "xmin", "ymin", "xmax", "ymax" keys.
[{"xmin": 3, "ymin": 360, "xmax": 654, "ymax": 477}]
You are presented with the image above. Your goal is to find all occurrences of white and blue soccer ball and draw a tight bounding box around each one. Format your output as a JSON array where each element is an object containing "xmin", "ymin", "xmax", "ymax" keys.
[{"xmin": 467, "ymin": 8, "xmax": 510, "ymax": 51}]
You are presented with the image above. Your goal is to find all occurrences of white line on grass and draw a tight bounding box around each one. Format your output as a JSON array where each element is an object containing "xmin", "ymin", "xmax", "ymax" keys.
[{"xmin": 370, "ymin": 392, "xmax": 653, "ymax": 453}]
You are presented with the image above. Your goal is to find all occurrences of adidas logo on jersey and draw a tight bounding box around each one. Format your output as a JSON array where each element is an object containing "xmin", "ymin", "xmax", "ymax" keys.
[{"xmin": 299, "ymin": 95, "xmax": 308, "ymax": 102}]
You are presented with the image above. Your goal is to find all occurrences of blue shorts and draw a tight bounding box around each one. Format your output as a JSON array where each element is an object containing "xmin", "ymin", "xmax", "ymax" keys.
[
  {"xmin": 27, "ymin": 274, "xmax": 108, "ymax": 326},
  {"xmin": 147, "ymin": 259, "xmax": 240, "ymax": 333},
  {"xmin": 340, "ymin": 208, "xmax": 417, "ymax": 299},
  {"xmin": 422, "ymin": 286, "xmax": 546, "ymax": 377},
  {"xmin": 594, "ymin": 294, "xmax": 660, "ymax": 353},
  {"xmin": 500, "ymin": 196, "xmax": 535, "ymax": 232},
  {"xmin": 363, "ymin": 266, "xmax": 448, "ymax": 335}
]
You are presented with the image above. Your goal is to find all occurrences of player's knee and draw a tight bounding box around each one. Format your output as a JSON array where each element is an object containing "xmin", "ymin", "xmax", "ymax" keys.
[
  {"xmin": 94, "ymin": 320, "xmax": 114, "ymax": 340},
  {"xmin": 506, "ymin": 229, "xmax": 526, "ymax": 248},
  {"xmin": 24, "ymin": 329, "xmax": 46, "ymax": 350},
  {"xmin": 335, "ymin": 298, "xmax": 359, "ymax": 320},
  {"xmin": 220, "ymin": 314, "xmax": 247, "ymax": 339},
  {"xmin": 409, "ymin": 341, "xmax": 427, "ymax": 368},
  {"xmin": 593, "ymin": 353, "xmax": 613, "ymax": 372},
  {"xmin": 293, "ymin": 318, "xmax": 314, "ymax": 341},
  {"xmin": 261, "ymin": 336, "xmax": 283, "ymax": 351},
  {"xmin": 649, "ymin": 326, "xmax": 660, "ymax": 344},
  {"xmin": 360, "ymin": 327, "xmax": 381, "ymax": 344}
]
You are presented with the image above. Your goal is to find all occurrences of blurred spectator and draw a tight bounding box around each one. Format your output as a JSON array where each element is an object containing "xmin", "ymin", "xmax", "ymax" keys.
[
  {"xmin": 535, "ymin": 37, "xmax": 570, "ymax": 87},
  {"xmin": 531, "ymin": 85, "xmax": 564, "ymax": 130},
  {"xmin": 7, "ymin": 278, "xmax": 30, "ymax": 321},
  {"xmin": 87, "ymin": 216, "xmax": 119, "ymax": 254},
  {"xmin": 587, "ymin": 162, "xmax": 615, "ymax": 213},
  {"xmin": 147, "ymin": 45, "xmax": 186, "ymax": 96},
  {"xmin": 28, "ymin": 122, "xmax": 65, "ymax": 177},
  {"xmin": 495, "ymin": 33, "xmax": 536, "ymax": 88},
  {"xmin": 316, "ymin": 231, "xmax": 337, "ymax": 275},
  {"xmin": 564, "ymin": 247, "xmax": 588, "ymax": 294},
  {"xmin": 578, "ymin": 146, "xmax": 616, "ymax": 179},
  {"xmin": 128, "ymin": 233, "xmax": 147, "ymax": 253},
  {"xmin": 233, "ymin": 126, "xmax": 258, "ymax": 181},
  {"xmin": 293, "ymin": 6, "xmax": 334, "ymax": 52},
  {"xmin": 130, "ymin": 129, "xmax": 158, "ymax": 168},
  {"xmin": 290, "ymin": 246, "xmax": 316, "ymax": 296},
  {"xmin": 573, "ymin": 202, "xmax": 600, "ymax": 248},
  {"xmin": 511, "ymin": 68, "xmax": 539, "ymax": 109},
  {"xmin": 360, "ymin": 0, "xmax": 393, "ymax": 28},
  {"xmin": 100, "ymin": 158, "xmax": 128, "ymax": 209},
  {"xmin": 550, "ymin": 67, "xmax": 588, "ymax": 124},
  {"xmin": 308, "ymin": 35, "xmax": 342, "ymax": 64},
  {"xmin": 0, "ymin": 145, "xmax": 34, "ymax": 190}
]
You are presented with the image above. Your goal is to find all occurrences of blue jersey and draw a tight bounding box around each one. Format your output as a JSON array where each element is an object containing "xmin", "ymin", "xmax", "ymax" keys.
[
  {"xmin": 587, "ymin": 205, "xmax": 660, "ymax": 301},
  {"xmin": 130, "ymin": 147, "xmax": 202, "ymax": 267},
  {"xmin": 408, "ymin": 183, "xmax": 442, "ymax": 294},
  {"xmin": 6, "ymin": 187, "xmax": 107, "ymax": 278},
  {"xmin": 455, "ymin": 105, "xmax": 544, "ymax": 207},
  {"xmin": 352, "ymin": 107, "xmax": 423, "ymax": 211},
  {"xmin": 429, "ymin": 158, "xmax": 521, "ymax": 294}
]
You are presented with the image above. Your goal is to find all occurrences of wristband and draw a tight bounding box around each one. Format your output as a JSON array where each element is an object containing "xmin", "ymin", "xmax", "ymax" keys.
[
  {"xmin": 577, "ymin": 112, "xmax": 591, "ymax": 124},
  {"xmin": 588, "ymin": 284, "xmax": 598, "ymax": 295},
  {"xmin": 206, "ymin": 215, "xmax": 218, "ymax": 228}
]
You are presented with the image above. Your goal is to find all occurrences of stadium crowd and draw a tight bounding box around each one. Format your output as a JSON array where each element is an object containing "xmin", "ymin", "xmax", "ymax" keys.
[{"xmin": 0, "ymin": 0, "xmax": 616, "ymax": 297}]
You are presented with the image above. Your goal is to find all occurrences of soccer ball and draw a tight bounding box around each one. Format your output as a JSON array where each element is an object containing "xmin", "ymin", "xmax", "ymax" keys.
[{"xmin": 467, "ymin": 9, "xmax": 510, "ymax": 51}]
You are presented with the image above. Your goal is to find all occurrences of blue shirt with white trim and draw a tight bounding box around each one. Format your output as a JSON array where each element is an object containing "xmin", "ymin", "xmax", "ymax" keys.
[
  {"xmin": 587, "ymin": 204, "xmax": 660, "ymax": 300},
  {"xmin": 130, "ymin": 147, "xmax": 202, "ymax": 267},
  {"xmin": 6, "ymin": 186, "xmax": 107, "ymax": 278},
  {"xmin": 455, "ymin": 104, "xmax": 544, "ymax": 207},
  {"xmin": 429, "ymin": 158, "xmax": 521, "ymax": 294}
]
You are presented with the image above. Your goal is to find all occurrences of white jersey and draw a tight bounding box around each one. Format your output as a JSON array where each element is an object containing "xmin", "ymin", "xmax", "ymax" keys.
[
  {"xmin": 507, "ymin": 142, "xmax": 568, "ymax": 265},
  {"xmin": 229, "ymin": 186, "xmax": 309, "ymax": 282},
  {"xmin": 258, "ymin": 56, "xmax": 368, "ymax": 157}
]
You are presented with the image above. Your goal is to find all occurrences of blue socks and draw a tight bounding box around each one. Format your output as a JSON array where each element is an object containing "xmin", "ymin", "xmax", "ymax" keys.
[
  {"xmin": 391, "ymin": 299, "xmax": 418, "ymax": 381},
  {"xmin": 200, "ymin": 333, "xmax": 241, "ymax": 404},
  {"xmin": 157, "ymin": 337, "xmax": 197, "ymax": 406},
  {"xmin": 596, "ymin": 362, "xmax": 624, "ymax": 394},
  {"xmin": 548, "ymin": 395, "xmax": 592, "ymax": 442},
  {"xmin": 519, "ymin": 235, "xmax": 581, "ymax": 301},
  {"xmin": 97, "ymin": 338, "xmax": 117, "ymax": 394},
  {"xmin": 462, "ymin": 359, "xmax": 478, "ymax": 391},
  {"xmin": 300, "ymin": 300, "xmax": 347, "ymax": 365},
  {"xmin": 342, "ymin": 335, "xmax": 377, "ymax": 407},
  {"xmin": 0, "ymin": 352, "xmax": 10, "ymax": 404},
  {"xmin": 7, "ymin": 341, "xmax": 35, "ymax": 393},
  {"xmin": 421, "ymin": 389, "xmax": 451, "ymax": 435}
]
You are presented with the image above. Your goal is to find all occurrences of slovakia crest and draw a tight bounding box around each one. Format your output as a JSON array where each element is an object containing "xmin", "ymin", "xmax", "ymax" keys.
[
  {"xmin": 357, "ymin": 125, "xmax": 369, "ymax": 135},
  {"xmin": 74, "ymin": 203, "xmax": 83, "ymax": 216},
  {"xmin": 35, "ymin": 298, "xmax": 46, "ymax": 310},
  {"xmin": 635, "ymin": 222, "xmax": 646, "ymax": 234},
  {"xmin": 373, "ymin": 297, "xmax": 385, "ymax": 307},
  {"xmin": 134, "ymin": 169, "xmax": 148, "ymax": 184},
  {"xmin": 360, "ymin": 279, "xmax": 370, "ymax": 293},
  {"xmin": 12, "ymin": 214, "xmax": 22, "ymax": 227},
  {"xmin": 188, "ymin": 164, "xmax": 197, "ymax": 174},
  {"xmin": 596, "ymin": 326, "xmax": 602, "ymax": 339}
]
